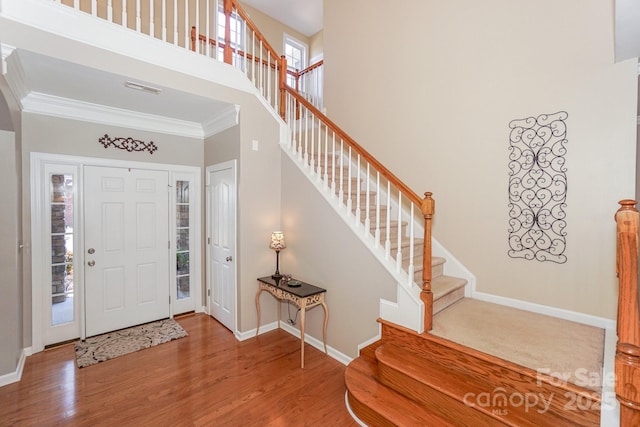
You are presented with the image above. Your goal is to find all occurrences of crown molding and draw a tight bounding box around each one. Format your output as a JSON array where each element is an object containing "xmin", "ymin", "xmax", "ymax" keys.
[
  {"xmin": 22, "ymin": 92, "xmax": 206, "ymax": 138},
  {"xmin": 203, "ymin": 104, "xmax": 240, "ymax": 138},
  {"xmin": 1, "ymin": 45, "xmax": 27, "ymax": 107}
]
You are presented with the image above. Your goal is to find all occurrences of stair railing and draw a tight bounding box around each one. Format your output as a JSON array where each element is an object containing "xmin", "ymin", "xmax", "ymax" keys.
[
  {"xmin": 615, "ymin": 199, "xmax": 640, "ymax": 426},
  {"xmin": 281, "ymin": 87, "xmax": 435, "ymax": 331},
  {"xmin": 288, "ymin": 60, "xmax": 324, "ymax": 111}
]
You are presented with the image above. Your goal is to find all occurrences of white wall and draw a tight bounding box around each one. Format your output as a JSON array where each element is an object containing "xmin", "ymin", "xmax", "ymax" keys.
[{"xmin": 324, "ymin": 0, "xmax": 638, "ymax": 319}]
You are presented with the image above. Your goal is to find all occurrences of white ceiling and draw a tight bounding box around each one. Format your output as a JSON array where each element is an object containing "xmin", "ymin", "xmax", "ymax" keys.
[
  {"xmin": 3, "ymin": 50, "xmax": 235, "ymax": 137},
  {"xmin": 241, "ymin": 0, "xmax": 323, "ymax": 37}
]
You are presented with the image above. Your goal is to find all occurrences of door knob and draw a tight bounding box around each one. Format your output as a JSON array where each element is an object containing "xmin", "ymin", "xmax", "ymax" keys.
[
  {"xmin": 88, "ymin": 260, "xmax": 95, "ymax": 267},
  {"xmin": 225, "ymin": 256, "xmax": 233, "ymax": 262},
  {"xmin": 88, "ymin": 248, "xmax": 95, "ymax": 254}
]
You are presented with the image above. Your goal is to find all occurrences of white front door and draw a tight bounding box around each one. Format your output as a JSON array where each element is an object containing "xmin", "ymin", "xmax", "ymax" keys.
[
  {"xmin": 207, "ymin": 162, "xmax": 237, "ymax": 332},
  {"xmin": 84, "ymin": 166, "xmax": 170, "ymax": 337}
]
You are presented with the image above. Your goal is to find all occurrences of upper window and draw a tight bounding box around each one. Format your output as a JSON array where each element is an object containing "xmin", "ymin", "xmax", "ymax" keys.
[
  {"xmin": 284, "ymin": 34, "xmax": 308, "ymax": 87},
  {"xmin": 217, "ymin": 4, "xmax": 245, "ymax": 64}
]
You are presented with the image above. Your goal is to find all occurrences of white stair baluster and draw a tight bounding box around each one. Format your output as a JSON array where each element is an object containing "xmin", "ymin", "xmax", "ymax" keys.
[
  {"xmin": 173, "ymin": 0, "xmax": 178, "ymax": 45},
  {"xmin": 355, "ymin": 155, "xmax": 361, "ymax": 226},
  {"xmin": 385, "ymin": 182, "xmax": 391, "ymax": 259},
  {"xmin": 323, "ymin": 123, "xmax": 329, "ymax": 188},
  {"xmin": 303, "ymin": 106, "xmax": 309, "ymax": 165},
  {"xmin": 396, "ymin": 191, "xmax": 403, "ymax": 271},
  {"xmin": 374, "ymin": 172, "xmax": 380, "ymax": 247},
  {"xmin": 338, "ymin": 139, "xmax": 344, "ymax": 205},
  {"xmin": 123, "ymin": 0, "xmax": 128, "ymax": 28},
  {"xmin": 150, "ymin": 0, "xmax": 155, "ymax": 37},
  {"xmin": 346, "ymin": 147, "xmax": 352, "ymax": 213},
  {"xmin": 136, "ymin": 0, "xmax": 141, "ymax": 32},
  {"xmin": 161, "ymin": 0, "xmax": 166, "ymax": 41},
  {"xmin": 330, "ymin": 133, "xmax": 336, "ymax": 196},
  {"xmin": 408, "ymin": 203, "xmax": 415, "ymax": 285},
  {"xmin": 204, "ymin": 0, "xmax": 209, "ymax": 56},
  {"xmin": 184, "ymin": 0, "xmax": 188, "ymax": 49},
  {"xmin": 364, "ymin": 164, "xmax": 371, "ymax": 235}
]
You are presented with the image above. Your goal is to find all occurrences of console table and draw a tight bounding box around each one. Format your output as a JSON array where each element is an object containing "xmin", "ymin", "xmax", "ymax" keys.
[{"xmin": 255, "ymin": 276, "xmax": 328, "ymax": 368}]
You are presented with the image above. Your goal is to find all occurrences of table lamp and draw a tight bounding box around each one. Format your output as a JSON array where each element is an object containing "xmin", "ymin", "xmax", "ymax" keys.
[{"xmin": 269, "ymin": 231, "xmax": 286, "ymax": 281}]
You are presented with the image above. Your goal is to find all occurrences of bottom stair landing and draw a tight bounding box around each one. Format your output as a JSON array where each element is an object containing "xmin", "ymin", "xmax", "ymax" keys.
[{"xmin": 346, "ymin": 299, "xmax": 606, "ymax": 426}]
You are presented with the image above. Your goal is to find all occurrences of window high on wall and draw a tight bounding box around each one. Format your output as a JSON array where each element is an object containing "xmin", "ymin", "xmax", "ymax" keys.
[
  {"xmin": 217, "ymin": 2, "xmax": 244, "ymax": 65},
  {"xmin": 284, "ymin": 33, "xmax": 308, "ymax": 87}
]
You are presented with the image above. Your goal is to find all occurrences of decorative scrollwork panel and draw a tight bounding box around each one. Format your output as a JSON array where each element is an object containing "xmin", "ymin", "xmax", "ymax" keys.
[
  {"xmin": 99, "ymin": 134, "xmax": 158, "ymax": 154},
  {"xmin": 508, "ymin": 111, "xmax": 568, "ymax": 264}
]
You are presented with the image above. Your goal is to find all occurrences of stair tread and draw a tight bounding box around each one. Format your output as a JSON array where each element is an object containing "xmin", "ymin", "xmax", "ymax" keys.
[
  {"xmin": 432, "ymin": 275, "xmax": 467, "ymax": 299},
  {"xmin": 375, "ymin": 344, "xmax": 598, "ymax": 427},
  {"xmin": 346, "ymin": 356, "xmax": 462, "ymax": 426}
]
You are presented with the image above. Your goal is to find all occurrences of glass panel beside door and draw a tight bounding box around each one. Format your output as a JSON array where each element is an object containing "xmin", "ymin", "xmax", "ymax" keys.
[
  {"xmin": 176, "ymin": 180, "xmax": 190, "ymax": 300},
  {"xmin": 50, "ymin": 174, "xmax": 74, "ymax": 326}
]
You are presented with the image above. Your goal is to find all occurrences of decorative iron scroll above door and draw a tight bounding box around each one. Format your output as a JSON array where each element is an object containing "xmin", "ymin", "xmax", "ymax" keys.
[
  {"xmin": 99, "ymin": 134, "xmax": 158, "ymax": 154},
  {"xmin": 507, "ymin": 111, "xmax": 568, "ymax": 264}
]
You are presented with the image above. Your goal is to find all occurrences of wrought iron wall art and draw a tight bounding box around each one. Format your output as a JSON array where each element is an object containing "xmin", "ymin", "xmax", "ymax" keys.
[
  {"xmin": 98, "ymin": 134, "xmax": 158, "ymax": 154},
  {"xmin": 507, "ymin": 111, "xmax": 568, "ymax": 264}
]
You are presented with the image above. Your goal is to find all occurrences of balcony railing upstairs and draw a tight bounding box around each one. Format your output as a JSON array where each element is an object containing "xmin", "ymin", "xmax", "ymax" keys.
[
  {"xmin": 614, "ymin": 200, "xmax": 640, "ymax": 426},
  {"xmin": 288, "ymin": 60, "xmax": 324, "ymax": 112},
  {"xmin": 52, "ymin": 0, "xmax": 436, "ymax": 332}
]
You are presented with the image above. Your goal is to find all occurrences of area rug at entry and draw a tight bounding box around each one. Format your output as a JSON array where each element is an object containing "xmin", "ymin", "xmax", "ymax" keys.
[{"xmin": 75, "ymin": 318, "xmax": 188, "ymax": 368}]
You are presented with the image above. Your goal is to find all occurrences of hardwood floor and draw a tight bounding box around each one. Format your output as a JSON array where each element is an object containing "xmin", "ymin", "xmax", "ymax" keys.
[{"xmin": 0, "ymin": 314, "xmax": 358, "ymax": 426}]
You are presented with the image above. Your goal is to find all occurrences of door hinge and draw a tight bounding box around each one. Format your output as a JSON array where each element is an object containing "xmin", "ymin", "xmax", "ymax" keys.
[
  {"xmin": 207, "ymin": 289, "xmax": 211, "ymax": 297},
  {"xmin": 168, "ymin": 240, "xmax": 171, "ymax": 249},
  {"xmin": 207, "ymin": 237, "xmax": 211, "ymax": 245},
  {"xmin": 169, "ymin": 295, "xmax": 171, "ymax": 304}
]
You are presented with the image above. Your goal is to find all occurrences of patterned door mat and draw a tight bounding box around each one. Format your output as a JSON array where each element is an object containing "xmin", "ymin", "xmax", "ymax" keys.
[{"xmin": 75, "ymin": 318, "xmax": 188, "ymax": 368}]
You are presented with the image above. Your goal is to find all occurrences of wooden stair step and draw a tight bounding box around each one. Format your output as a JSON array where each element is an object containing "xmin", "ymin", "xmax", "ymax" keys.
[
  {"xmin": 377, "ymin": 321, "xmax": 601, "ymax": 427},
  {"xmin": 345, "ymin": 355, "xmax": 464, "ymax": 426}
]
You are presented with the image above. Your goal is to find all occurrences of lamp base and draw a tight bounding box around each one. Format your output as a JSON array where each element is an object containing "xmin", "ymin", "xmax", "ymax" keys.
[{"xmin": 271, "ymin": 273, "xmax": 282, "ymax": 282}]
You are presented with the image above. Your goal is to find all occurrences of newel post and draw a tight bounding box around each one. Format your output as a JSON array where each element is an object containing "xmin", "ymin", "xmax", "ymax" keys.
[
  {"xmin": 279, "ymin": 55, "xmax": 287, "ymax": 119},
  {"xmin": 615, "ymin": 199, "xmax": 640, "ymax": 426},
  {"xmin": 421, "ymin": 192, "xmax": 434, "ymax": 332},
  {"xmin": 223, "ymin": 0, "xmax": 233, "ymax": 65}
]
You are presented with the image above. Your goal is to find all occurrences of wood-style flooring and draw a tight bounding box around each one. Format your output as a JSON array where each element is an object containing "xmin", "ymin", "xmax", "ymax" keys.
[{"xmin": 0, "ymin": 314, "xmax": 358, "ymax": 426}]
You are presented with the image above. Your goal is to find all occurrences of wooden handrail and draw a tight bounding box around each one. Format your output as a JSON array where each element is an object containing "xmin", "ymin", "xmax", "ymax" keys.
[
  {"xmin": 190, "ymin": 27, "xmax": 279, "ymax": 70},
  {"xmin": 283, "ymin": 87, "xmax": 423, "ymax": 206},
  {"xmin": 284, "ymin": 86, "xmax": 434, "ymax": 331},
  {"xmin": 614, "ymin": 199, "xmax": 640, "ymax": 426},
  {"xmin": 286, "ymin": 60, "xmax": 325, "ymax": 80},
  {"xmin": 229, "ymin": 0, "xmax": 280, "ymax": 64}
]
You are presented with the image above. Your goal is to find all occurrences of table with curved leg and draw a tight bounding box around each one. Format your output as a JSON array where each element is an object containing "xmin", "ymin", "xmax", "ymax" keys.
[{"xmin": 255, "ymin": 276, "xmax": 328, "ymax": 368}]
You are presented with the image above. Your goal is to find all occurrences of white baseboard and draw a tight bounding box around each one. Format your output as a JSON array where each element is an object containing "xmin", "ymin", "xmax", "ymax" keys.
[
  {"xmin": 235, "ymin": 321, "xmax": 278, "ymax": 341},
  {"xmin": 471, "ymin": 291, "xmax": 616, "ymax": 330},
  {"xmin": 279, "ymin": 321, "xmax": 353, "ymax": 366},
  {"xmin": 600, "ymin": 328, "xmax": 620, "ymax": 427},
  {"xmin": 0, "ymin": 347, "xmax": 31, "ymax": 387},
  {"xmin": 357, "ymin": 332, "xmax": 381, "ymax": 356}
]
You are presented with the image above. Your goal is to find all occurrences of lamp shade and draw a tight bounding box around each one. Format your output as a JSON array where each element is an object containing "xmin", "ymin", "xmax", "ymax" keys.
[{"xmin": 269, "ymin": 231, "xmax": 286, "ymax": 250}]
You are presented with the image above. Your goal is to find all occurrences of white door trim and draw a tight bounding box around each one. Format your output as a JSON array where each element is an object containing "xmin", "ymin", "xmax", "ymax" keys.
[
  {"xmin": 206, "ymin": 160, "xmax": 238, "ymax": 335},
  {"xmin": 30, "ymin": 152, "xmax": 202, "ymax": 352}
]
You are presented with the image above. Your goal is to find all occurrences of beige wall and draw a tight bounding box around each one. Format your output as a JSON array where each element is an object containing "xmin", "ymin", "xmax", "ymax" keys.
[
  {"xmin": 204, "ymin": 93, "xmax": 283, "ymax": 332},
  {"xmin": 324, "ymin": 0, "xmax": 638, "ymax": 319},
  {"xmin": 281, "ymin": 156, "xmax": 396, "ymax": 357},
  {"xmin": 309, "ymin": 30, "xmax": 324, "ymax": 62},
  {"xmin": 0, "ymin": 77, "xmax": 23, "ymax": 377},
  {"xmin": 240, "ymin": 3, "xmax": 310, "ymax": 59},
  {"xmin": 0, "ymin": 129, "xmax": 22, "ymax": 375}
]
